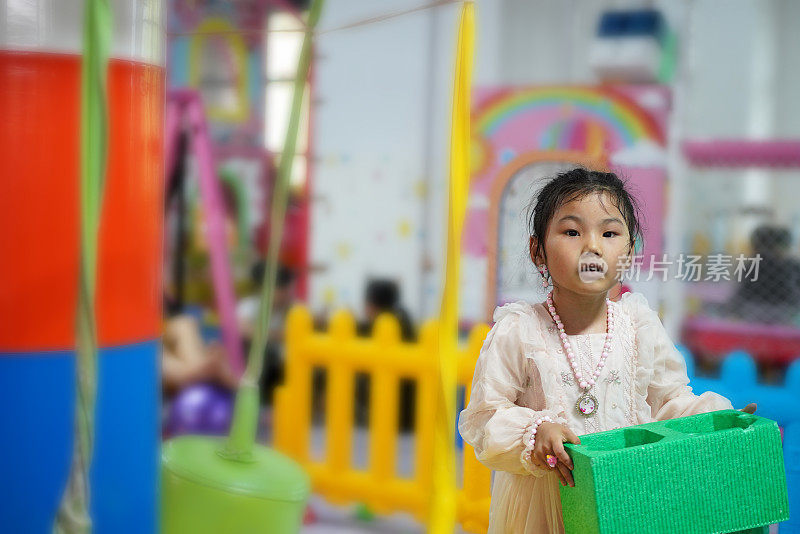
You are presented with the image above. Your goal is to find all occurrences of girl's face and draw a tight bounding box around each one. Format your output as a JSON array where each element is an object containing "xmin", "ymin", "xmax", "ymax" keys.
[{"xmin": 532, "ymin": 192, "xmax": 632, "ymax": 296}]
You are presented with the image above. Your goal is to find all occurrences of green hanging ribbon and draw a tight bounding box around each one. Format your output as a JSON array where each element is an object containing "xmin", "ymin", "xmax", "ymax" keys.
[
  {"xmin": 222, "ymin": 0, "xmax": 325, "ymax": 461},
  {"xmin": 54, "ymin": 0, "xmax": 111, "ymax": 532}
]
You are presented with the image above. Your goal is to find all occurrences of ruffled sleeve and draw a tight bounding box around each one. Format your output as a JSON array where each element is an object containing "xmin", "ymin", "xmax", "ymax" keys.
[
  {"xmin": 458, "ymin": 302, "xmax": 569, "ymax": 477},
  {"xmin": 620, "ymin": 292, "xmax": 733, "ymax": 422}
]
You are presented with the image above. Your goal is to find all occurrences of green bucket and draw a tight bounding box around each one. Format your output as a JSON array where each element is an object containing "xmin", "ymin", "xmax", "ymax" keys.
[{"xmin": 162, "ymin": 435, "xmax": 310, "ymax": 533}]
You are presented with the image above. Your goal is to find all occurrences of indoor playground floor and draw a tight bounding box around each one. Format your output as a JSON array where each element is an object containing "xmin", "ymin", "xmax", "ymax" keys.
[{"xmin": 294, "ymin": 424, "xmax": 468, "ymax": 533}]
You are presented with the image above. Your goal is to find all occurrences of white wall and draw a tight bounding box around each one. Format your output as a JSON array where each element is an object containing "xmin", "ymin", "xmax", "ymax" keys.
[
  {"xmin": 310, "ymin": 0, "xmax": 496, "ymax": 320},
  {"xmin": 309, "ymin": 0, "xmax": 800, "ymax": 323}
]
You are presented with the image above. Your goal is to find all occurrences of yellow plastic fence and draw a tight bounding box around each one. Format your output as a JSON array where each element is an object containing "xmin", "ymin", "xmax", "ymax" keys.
[{"xmin": 274, "ymin": 305, "xmax": 492, "ymax": 533}]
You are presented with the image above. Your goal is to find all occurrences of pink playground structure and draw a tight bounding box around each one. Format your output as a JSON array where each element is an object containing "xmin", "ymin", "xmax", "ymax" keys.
[
  {"xmin": 465, "ymin": 85, "xmax": 671, "ymax": 319},
  {"xmin": 165, "ymin": 89, "xmax": 245, "ymax": 376}
]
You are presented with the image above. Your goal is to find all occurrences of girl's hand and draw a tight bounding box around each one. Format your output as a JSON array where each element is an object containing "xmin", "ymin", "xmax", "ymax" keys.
[
  {"xmin": 530, "ymin": 422, "xmax": 581, "ymax": 487},
  {"xmin": 741, "ymin": 403, "xmax": 757, "ymax": 414}
]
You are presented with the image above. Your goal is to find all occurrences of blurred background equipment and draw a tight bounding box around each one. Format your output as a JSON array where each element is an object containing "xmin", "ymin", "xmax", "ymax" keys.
[
  {"xmin": 0, "ymin": 1, "xmax": 164, "ymax": 532},
  {"xmin": 679, "ymin": 140, "xmax": 800, "ymax": 396},
  {"xmin": 589, "ymin": 8, "xmax": 672, "ymax": 84},
  {"xmin": 2, "ymin": 0, "xmax": 800, "ymax": 532},
  {"xmin": 161, "ymin": 0, "xmax": 321, "ymax": 532},
  {"xmin": 164, "ymin": 382, "xmax": 235, "ymax": 437},
  {"xmin": 165, "ymin": 89, "xmax": 246, "ymax": 376},
  {"xmin": 274, "ymin": 306, "xmax": 494, "ymax": 532}
]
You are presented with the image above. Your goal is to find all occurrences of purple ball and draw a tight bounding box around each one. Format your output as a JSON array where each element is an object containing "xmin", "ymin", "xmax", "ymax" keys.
[{"xmin": 165, "ymin": 383, "xmax": 234, "ymax": 437}]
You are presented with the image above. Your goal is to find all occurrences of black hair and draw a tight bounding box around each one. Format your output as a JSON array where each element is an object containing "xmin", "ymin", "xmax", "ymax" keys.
[
  {"xmin": 363, "ymin": 278, "xmax": 415, "ymax": 342},
  {"xmin": 526, "ymin": 167, "xmax": 642, "ymax": 264},
  {"xmin": 750, "ymin": 225, "xmax": 791, "ymax": 254},
  {"xmin": 365, "ymin": 279, "xmax": 400, "ymax": 310}
]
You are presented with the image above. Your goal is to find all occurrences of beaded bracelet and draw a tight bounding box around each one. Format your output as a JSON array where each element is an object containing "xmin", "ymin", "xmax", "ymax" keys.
[{"xmin": 527, "ymin": 415, "xmax": 554, "ymax": 452}]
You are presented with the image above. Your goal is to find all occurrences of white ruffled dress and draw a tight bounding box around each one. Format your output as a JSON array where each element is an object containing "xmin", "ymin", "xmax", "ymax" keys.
[{"xmin": 458, "ymin": 292, "xmax": 733, "ymax": 534}]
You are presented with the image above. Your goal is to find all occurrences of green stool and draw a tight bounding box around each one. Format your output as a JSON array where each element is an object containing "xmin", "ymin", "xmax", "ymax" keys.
[{"xmin": 162, "ymin": 435, "xmax": 310, "ymax": 533}]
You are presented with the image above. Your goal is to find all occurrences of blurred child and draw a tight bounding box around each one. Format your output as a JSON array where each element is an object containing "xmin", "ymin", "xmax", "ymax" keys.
[
  {"xmin": 726, "ymin": 224, "xmax": 800, "ymax": 324},
  {"xmin": 357, "ymin": 278, "xmax": 416, "ymax": 342},
  {"xmin": 161, "ymin": 305, "xmax": 237, "ymax": 393},
  {"xmin": 355, "ymin": 279, "xmax": 417, "ymax": 431},
  {"xmin": 237, "ymin": 261, "xmax": 296, "ymax": 404}
]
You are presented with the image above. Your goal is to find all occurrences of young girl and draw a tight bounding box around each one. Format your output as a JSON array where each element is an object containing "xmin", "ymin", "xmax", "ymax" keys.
[{"xmin": 458, "ymin": 168, "xmax": 756, "ymax": 534}]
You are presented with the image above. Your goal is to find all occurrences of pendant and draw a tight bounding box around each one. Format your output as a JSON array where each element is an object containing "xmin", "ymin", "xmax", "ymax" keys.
[{"xmin": 576, "ymin": 391, "xmax": 599, "ymax": 417}]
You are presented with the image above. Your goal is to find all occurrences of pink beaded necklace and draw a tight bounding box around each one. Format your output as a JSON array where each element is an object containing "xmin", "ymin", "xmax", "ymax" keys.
[{"xmin": 545, "ymin": 291, "xmax": 614, "ymax": 418}]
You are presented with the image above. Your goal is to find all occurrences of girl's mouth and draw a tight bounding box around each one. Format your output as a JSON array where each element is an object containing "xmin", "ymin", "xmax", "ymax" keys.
[{"xmin": 578, "ymin": 254, "xmax": 608, "ymax": 283}]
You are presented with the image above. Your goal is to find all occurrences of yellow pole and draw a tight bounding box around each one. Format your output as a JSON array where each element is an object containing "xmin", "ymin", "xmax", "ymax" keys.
[{"xmin": 430, "ymin": 2, "xmax": 474, "ymax": 532}]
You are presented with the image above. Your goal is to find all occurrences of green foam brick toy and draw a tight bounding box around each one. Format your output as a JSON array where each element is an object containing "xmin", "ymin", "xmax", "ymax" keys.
[{"xmin": 560, "ymin": 410, "xmax": 788, "ymax": 534}]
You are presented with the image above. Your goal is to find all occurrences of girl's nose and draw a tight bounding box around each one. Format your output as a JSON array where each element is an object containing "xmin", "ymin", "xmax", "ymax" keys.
[{"xmin": 583, "ymin": 235, "xmax": 602, "ymax": 256}]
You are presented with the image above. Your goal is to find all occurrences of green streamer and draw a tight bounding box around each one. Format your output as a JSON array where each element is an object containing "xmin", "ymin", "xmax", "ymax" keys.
[
  {"xmin": 219, "ymin": 168, "xmax": 251, "ymax": 254},
  {"xmin": 54, "ymin": 1, "xmax": 111, "ymax": 532},
  {"xmin": 221, "ymin": 0, "xmax": 325, "ymax": 461}
]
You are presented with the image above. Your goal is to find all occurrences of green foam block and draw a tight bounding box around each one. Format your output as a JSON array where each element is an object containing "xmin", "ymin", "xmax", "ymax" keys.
[{"xmin": 560, "ymin": 410, "xmax": 789, "ymax": 534}]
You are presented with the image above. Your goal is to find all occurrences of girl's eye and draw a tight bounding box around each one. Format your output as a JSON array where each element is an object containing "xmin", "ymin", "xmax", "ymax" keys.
[
  {"xmin": 603, "ymin": 231, "xmax": 618, "ymax": 238},
  {"xmin": 565, "ymin": 229, "xmax": 579, "ymax": 237}
]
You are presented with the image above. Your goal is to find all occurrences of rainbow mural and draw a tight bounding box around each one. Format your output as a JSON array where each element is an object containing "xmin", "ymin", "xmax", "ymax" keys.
[
  {"xmin": 540, "ymin": 118, "xmax": 605, "ymax": 153},
  {"xmin": 469, "ymin": 86, "xmax": 667, "ymax": 178},
  {"xmin": 473, "ymin": 86, "xmax": 664, "ymax": 147}
]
